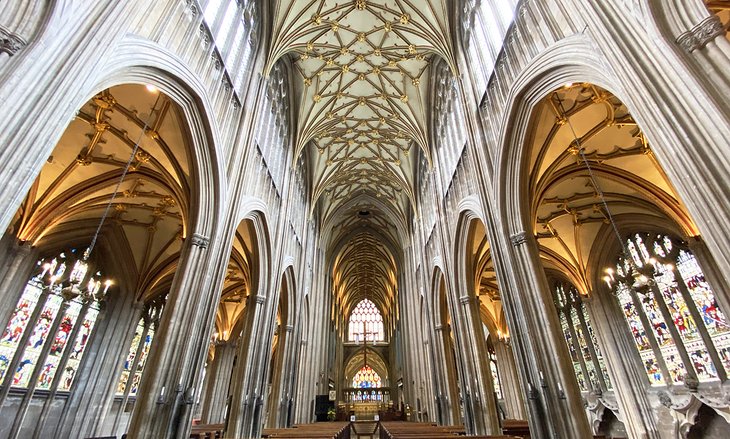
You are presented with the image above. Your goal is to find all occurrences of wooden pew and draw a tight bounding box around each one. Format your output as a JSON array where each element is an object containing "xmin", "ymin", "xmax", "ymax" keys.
[
  {"xmin": 501, "ymin": 419, "xmax": 529, "ymax": 438},
  {"xmin": 379, "ymin": 421, "xmax": 520, "ymax": 439},
  {"xmin": 262, "ymin": 421, "xmax": 350, "ymax": 439},
  {"xmin": 189, "ymin": 423, "xmax": 225, "ymax": 438}
]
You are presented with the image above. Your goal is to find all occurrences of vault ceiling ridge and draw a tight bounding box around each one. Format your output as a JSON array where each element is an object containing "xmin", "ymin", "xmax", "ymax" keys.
[{"xmin": 320, "ymin": 193, "xmax": 408, "ymax": 244}]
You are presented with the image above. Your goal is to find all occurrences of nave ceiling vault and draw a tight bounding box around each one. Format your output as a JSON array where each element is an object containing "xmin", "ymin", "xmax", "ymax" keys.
[
  {"xmin": 265, "ymin": 0, "xmax": 456, "ymax": 322},
  {"xmin": 267, "ymin": 0, "xmax": 456, "ymax": 221}
]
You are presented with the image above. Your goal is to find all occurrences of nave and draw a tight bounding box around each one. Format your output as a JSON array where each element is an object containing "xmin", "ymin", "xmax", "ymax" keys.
[{"xmin": 1, "ymin": 1, "xmax": 730, "ymax": 438}]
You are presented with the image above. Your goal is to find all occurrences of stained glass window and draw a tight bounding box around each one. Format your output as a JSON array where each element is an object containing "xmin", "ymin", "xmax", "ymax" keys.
[
  {"xmin": 552, "ymin": 281, "xmax": 612, "ymax": 392},
  {"xmin": 115, "ymin": 300, "xmax": 163, "ymax": 398},
  {"xmin": 0, "ymin": 249, "xmax": 107, "ymax": 392},
  {"xmin": 59, "ymin": 306, "xmax": 99, "ymax": 391},
  {"xmin": 606, "ymin": 233, "xmax": 730, "ymax": 386},
  {"xmin": 352, "ymin": 365, "xmax": 382, "ymax": 389},
  {"xmin": 487, "ymin": 344, "xmax": 502, "ymax": 399},
  {"xmin": 348, "ymin": 299, "xmax": 384, "ymax": 342}
]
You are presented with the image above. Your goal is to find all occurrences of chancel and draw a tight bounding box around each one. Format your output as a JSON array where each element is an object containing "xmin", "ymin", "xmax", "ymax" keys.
[{"xmin": 0, "ymin": 1, "xmax": 729, "ymax": 438}]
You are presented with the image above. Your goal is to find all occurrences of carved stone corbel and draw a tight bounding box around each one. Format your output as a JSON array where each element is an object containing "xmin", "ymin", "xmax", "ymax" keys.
[
  {"xmin": 190, "ymin": 233, "xmax": 210, "ymax": 249},
  {"xmin": 0, "ymin": 26, "xmax": 26, "ymax": 56}
]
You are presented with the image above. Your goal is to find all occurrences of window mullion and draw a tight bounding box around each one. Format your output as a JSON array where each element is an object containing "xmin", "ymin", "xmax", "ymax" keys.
[
  {"xmin": 120, "ymin": 322, "xmax": 150, "ymax": 404},
  {"xmin": 47, "ymin": 300, "xmax": 92, "ymax": 392},
  {"xmin": 575, "ymin": 304, "xmax": 607, "ymax": 391},
  {"xmin": 648, "ymin": 282, "xmax": 698, "ymax": 384},
  {"xmin": 626, "ymin": 287, "xmax": 672, "ymax": 384},
  {"xmin": 6, "ymin": 298, "xmax": 71, "ymax": 435},
  {"xmin": 0, "ymin": 287, "xmax": 53, "ymax": 402},
  {"xmin": 563, "ymin": 307, "xmax": 592, "ymax": 392},
  {"xmin": 671, "ymin": 265, "xmax": 727, "ymax": 381}
]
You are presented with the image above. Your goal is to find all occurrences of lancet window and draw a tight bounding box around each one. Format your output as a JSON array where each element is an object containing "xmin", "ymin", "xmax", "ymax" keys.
[
  {"xmin": 552, "ymin": 280, "xmax": 612, "ymax": 392},
  {"xmin": 352, "ymin": 365, "xmax": 382, "ymax": 388},
  {"xmin": 605, "ymin": 233, "xmax": 730, "ymax": 386},
  {"xmin": 348, "ymin": 299, "xmax": 384, "ymax": 342},
  {"xmin": 115, "ymin": 299, "xmax": 164, "ymax": 397},
  {"xmin": 487, "ymin": 345, "xmax": 502, "ymax": 399},
  {"xmin": 0, "ymin": 249, "xmax": 109, "ymax": 391}
]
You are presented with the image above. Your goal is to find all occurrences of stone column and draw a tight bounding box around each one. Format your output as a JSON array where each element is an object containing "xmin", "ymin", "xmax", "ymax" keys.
[
  {"xmin": 225, "ymin": 293, "xmax": 269, "ymax": 439},
  {"xmin": 452, "ymin": 295, "xmax": 500, "ymax": 434},
  {"xmin": 674, "ymin": 14, "xmax": 730, "ymax": 101},
  {"xmin": 0, "ymin": 238, "xmax": 36, "ymax": 333},
  {"xmin": 585, "ymin": 293, "xmax": 660, "ymax": 439},
  {"xmin": 56, "ymin": 286, "xmax": 139, "ymax": 438},
  {"xmin": 273, "ymin": 324, "xmax": 296, "ymax": 428},
  {"xmin": 264, "ymin": 325, "xmax": 282, "ymax": 428},
  {"xmin": 433, "ymin": 324, "xmax": 459, "ymax": 425},
  {"xmin": 201, "ymin": 340, "xmax": 237, "ymax": 424},
  {"xmin": 495, "ymin": 231, "xmax": 592, "ymax": 439},
  {"xmin": 493, "ymin": 340, "xmax": 526, "ymax": 420},
  {"xmin": 125, "ymin": 234, "xmax": 219, "ymax": 439}
]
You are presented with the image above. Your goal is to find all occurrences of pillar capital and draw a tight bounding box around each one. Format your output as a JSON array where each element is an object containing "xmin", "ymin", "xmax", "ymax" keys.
[
  {"xmin": 676, "ymin": 15, "xmax": 724, "ymax": 52},
  {"xmin": 190, "ymin": 233, "xmax": 210, "ymax": 249},
  {"xmin": 509, "ymin": 231, "xmax": 529, "ymax": 247},
  {"xmin": 0, "ymin": 26, "xmax": 26, "ymax": 56}
]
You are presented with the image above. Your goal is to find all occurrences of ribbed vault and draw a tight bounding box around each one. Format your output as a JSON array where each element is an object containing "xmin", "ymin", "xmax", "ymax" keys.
[
  {"xmin": 266, "ymin": 0, "xmax": 455, "ymax": 220},
  {"xmin": 9, "ymin": 85, "xmax": 192, "ymax": 300},
  {"xmin": 332, "ymin": 231, "xmax": 397, "ymax": 329},
  {"xmin": 529, "ymin": 84, "xmax": 697, "ymax": 292}
]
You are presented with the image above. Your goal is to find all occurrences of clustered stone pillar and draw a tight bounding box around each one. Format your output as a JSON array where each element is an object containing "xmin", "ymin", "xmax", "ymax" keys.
[
  {"xmin": 201, "ymin": 340, "xmax": 237, "ymax": 424},
  {"xmin": 452, "ymin": 294, "xmax": 500, "ymax": 435},
  {"xmin": 0, "ymin": 237, "xmax": 35, "ymax": 331},
  {"xmin": 498, "ymin": 231, "xmax": 593, "ymax": 439},
  {"xmin": 225, "ymin": 292, "xmax": 269, "ymax": 439},
  {"xmin": 434, "ymin": 322, "xmax": 461, "ymax": 426},
  {"xmin": 125, "ymin": 233, "xmax": 216, "ymax": 439},
  {"xmin": 492, "ymin": 339, "xmax": 526, "ymax": 420}
]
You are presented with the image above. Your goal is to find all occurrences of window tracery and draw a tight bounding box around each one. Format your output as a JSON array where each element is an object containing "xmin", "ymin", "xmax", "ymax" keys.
[
  {"xmin": 352, "ymin": 365, "xmax": 382, "ymax": 389},
  {"xmin": 606, "ymin": 233, "xmax": 730, "ymax": 386},
  {"xmin": 0, "ymin": 249, "xmax": 106, "ymax": 391},
  {"xmin": 348, "ymin": 299, "xmax": 384, "ymax": 342},
  {"xmin": 552, "ymin": 280, "xmax": 611, "ymax": 392}
]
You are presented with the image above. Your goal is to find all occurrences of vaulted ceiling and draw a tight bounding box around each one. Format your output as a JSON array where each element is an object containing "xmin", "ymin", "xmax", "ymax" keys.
[
  {"xmin": 267, "ymin": 0, "xmax": 455, "ymax": 221},
  {"xmin": 266, "ymin": 0, "xmax": 456, "ymax": 322},
  {"xmin": 529, "ymin": 84, "xmax": 696, "ymax": 293},
  {"xmin": 10, "ymin": 85, "xmax": 191, "ymax": 300}
]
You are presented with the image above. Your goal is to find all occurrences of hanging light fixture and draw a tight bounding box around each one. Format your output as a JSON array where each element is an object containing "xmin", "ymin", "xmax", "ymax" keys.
[{"xmin": 33, "ymin": 87, "xmax": 161, "ymax": 303}]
